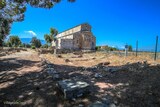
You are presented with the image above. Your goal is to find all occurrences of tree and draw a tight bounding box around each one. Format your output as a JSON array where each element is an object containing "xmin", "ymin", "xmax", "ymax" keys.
[
  {"xmin": 30, "ymin": 37, "xmax": 42, "ymax": 48},
  {"xmin": 44, "ymin": 28, "xmax": 58, "ymax": 47},
  {"xmin": 8, "ymin": 36, "xmax": 21, "ymax": 47},
  {"xmin": 0, "ymin": 0, "xmax": 75, "ymax": 47},
  {"xmin": 109, "ymin": 47, "xmax": 118, "ymax": 51},
  {"xmin": 128, "ymin": 45, "xmax": 133, "ymax": 51},
  {"xmin": 0, "ymin": 17, "xmax": 12, "ymax": 47}
]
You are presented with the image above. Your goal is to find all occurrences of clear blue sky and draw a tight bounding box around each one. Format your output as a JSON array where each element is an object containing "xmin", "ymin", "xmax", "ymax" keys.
[{"xmin": 11, "ymin": 0, "xmax": 160, "ymax": 51}]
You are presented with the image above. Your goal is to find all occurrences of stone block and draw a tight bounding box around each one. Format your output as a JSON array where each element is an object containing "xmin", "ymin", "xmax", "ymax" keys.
[{"xmin": 57, "ymin": 79, "xmax": 90, "ymax": 99}]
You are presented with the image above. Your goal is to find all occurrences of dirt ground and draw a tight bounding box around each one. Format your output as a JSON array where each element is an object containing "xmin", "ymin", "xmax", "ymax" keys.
[{"xmin": 0, "ymin": 50, "xmax": 160, "ymax": 107}]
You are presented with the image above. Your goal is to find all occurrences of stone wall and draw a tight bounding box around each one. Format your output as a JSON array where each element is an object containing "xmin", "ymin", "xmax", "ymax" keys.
[
  {"xmin": 53, "ymin": 23, "xmax": 96, "ymax": 50},
  {"xmin": 73, "ymin": 32, "xmax": 83, "ymax": 49},
  {"xmin": 81, "ymin": 32, "xmax": 96, "ymax": 50},
  {"xmin": 54, "ymin": 49, "xmax": 96, "ymax": 54},
  {"xmin": 61, "ymin": 39, "xmax": 73, "ymax": 49},
  {"xmin": 56, "ymin": 34, "xmax": 74, "ymax": 49},
  {"xmin": 54, "ymin": 49, "xmax": 75, "ymax": 54}
]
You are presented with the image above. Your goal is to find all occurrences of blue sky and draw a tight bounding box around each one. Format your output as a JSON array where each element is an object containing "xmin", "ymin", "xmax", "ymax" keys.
[{"xmin": 10, "ymin": 0, "xmax": 160, "ymax": 50}]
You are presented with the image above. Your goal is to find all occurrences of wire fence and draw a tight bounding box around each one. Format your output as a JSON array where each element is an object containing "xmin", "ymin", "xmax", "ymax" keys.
[{"xmin": 99, "ymin": 36, "xmax": 160, "ymax": 61}]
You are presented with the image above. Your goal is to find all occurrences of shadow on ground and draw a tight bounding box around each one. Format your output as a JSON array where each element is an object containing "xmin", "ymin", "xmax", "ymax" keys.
[{"xmin": 0, "ymin": 57, "xmax": 160, "ymax": 107}]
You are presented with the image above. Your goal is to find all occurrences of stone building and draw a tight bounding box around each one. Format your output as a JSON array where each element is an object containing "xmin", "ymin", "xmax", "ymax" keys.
[{"xmin": 52, "ymin": 23, "xmax": 96, "ymax": 50}]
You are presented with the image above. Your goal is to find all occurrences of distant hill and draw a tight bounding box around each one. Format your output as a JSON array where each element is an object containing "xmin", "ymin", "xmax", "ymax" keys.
[{"xmin": 20, "ymin": 38, "xmax": 46, "ymax": 45}]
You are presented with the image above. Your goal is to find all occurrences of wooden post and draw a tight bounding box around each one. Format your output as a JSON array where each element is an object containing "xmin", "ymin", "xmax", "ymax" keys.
[
  {"xmin": 136, "ymin": 40, "xmax": 138, "ymax": 57},
  {"xmin": 154, "ymin": 36, "xmax": 158, "ymax": 61}
]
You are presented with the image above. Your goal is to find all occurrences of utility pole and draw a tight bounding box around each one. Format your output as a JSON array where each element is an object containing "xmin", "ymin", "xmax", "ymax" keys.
[
  {"xmin": 154, "ymin": 36, "xmax": 158, "ymax": 61},
  {"xmin": 136, "ymin": 40, "xmax": 138, "ymax": 57}
]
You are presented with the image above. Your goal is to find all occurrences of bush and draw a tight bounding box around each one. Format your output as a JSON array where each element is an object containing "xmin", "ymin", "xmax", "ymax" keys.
[
  {"xmin": 26, "ymin": 44, "xmax": 31, "ymax": 48},
  {"xmin": 128, "ymin": 45, "xmax": 133, "ymax": 51},
  {"xmin": 6, "ymin": 42, "xmax": 12, "ymax": 47},
  {"xmin": 95, "ymin": 46, "xmax": 100, "ymax": 51},
  {"xmin": 8, "ymin": 36, "xmax": 21, "ymax": 47},
  {"xmin": 30, "ymin": 37, "xmax": 42, "ymax": 48},
  {"xmin": 41, "ymin": 44, "xmax": 49, "ymax": 48},
  {"xmin": 31, "ymin": 46, "xmax": 36, "ymax": 49},
  {"xmin": 19, "ymin": 44, "xmax": 23, "ymax": 47}
]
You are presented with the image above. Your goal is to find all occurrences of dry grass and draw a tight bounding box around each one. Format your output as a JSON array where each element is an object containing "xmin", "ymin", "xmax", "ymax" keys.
[{"xmin": 40, "ymin": 52, "xmax": 160, "ymax": 67}]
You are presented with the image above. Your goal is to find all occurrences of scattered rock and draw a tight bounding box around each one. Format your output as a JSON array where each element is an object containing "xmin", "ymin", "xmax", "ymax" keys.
[
  {"xmin": 46, "ymin": 68, "xmax": 57, "ymax": 74},
  {"xmin": 78, "ymin": 55, "xmax": 83, "ymax": 58},
  {"xmin": 92, "ymin": 57, "xmax": 96, "ymax": 60},
  {"xmin": 73, "ymin": 51, "xmax": 83, "ymax": 55},
  {"xmin": 89, "ymin": 101, "xmax": 107, "ymax": 107},
  {"xmin": 143, "ymin": 60, "xmax": 147, "ymax": 64},
  {"xmin": 109, "ymin": 103, "xmax": 116, "ymax": 107},
  {"xmin": 65, "ymin": 59, "xmax": 70, "ymax": 63},
  {"xmin": 104, "ymin": 67, "xmax": 120, "ymax": 73},
  {"xmin": 97, "ymin": 62, "xmax": 110, "ymax": 67},
  {"xmin": 126, "ymin": 62, "xmax": 130, "ymax": 65},
  {"xmin": 95, "ymin": 73, "xmax": 103, "ymax": 78},
  {"xmin": 56, "ymin": 54, "xmax": 62, "ymax": 58},
  {"xmin": 78, "ymin": 104, "xmax": 84, "ymax": 107},
  {"xmin": 102, "ymin": 97, "xmax": 111, "ymax": 105},
  {"xmin": 103, "ymin": 62, "xmax": 110, "ymax": 66},
  {"xmin": 17, "ymin": 49, "xmax": 20, "ymax": 52},
  {"xmin": 47, "ymin": 64, "xmax": 54, "ymax": 68},
  {"xmin": 0, "ymin": 53, "xmax": 6, "ymax": 57},
  {"xmin": 52, "ymin": 74, "xmax": 61, "ymax": 80},
  {"xmin": 45, "ymin": 67, "xmax": 61, "ymax": 80},
  {"xmin": 113, "ymin": 100, "xmax": 118, "ymax": 104}
]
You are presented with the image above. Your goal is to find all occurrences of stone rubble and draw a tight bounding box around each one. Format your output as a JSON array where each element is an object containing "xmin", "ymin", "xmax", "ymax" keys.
[
  {"xmin": 42, "ymin": 59, "xmax": 62, "ymax": 80},
  {"xmin": 104, "ymin": 67, "xmax": 121, "ymax": 73},
  {"xmin": 38, "ymin": 56, "xmax": 159, "ymax": 107},
  {"xmin": 89, "ymin": 101, "xmax": 108, "ymax": 107},
  {"xmin": 94, "ymin": 73, "xmax": 103, "ymax": 78}
]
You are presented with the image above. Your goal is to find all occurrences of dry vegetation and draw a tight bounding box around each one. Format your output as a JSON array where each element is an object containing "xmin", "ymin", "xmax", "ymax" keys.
[
  {"xmin": 0, "ymin": 49, "xmax": 160, "ymax": 107},
  {"xmin": 41, "ymin": 52, "xmax": 160, "ymax": 67}
]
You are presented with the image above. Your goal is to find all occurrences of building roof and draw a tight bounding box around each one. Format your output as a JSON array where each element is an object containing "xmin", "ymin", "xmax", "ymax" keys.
[{"xmin": 57, "ymin": 23, "xmax": 90, "ymax": 34}]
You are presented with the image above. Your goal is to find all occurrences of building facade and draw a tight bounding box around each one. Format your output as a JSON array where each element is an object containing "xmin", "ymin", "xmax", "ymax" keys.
[{"xmin": 52, "ymin": 23, "xmax": 96, "ymax": 50}]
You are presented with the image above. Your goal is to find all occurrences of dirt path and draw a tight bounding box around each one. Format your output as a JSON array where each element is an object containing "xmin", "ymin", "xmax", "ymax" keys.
[{"xmin": 0, "ymin": 50, "xmax": 57, "ymax": 107}]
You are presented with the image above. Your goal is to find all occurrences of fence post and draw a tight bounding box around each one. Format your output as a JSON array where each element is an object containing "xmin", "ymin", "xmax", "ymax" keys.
[
  {"xmin": 154, "ymin": 36, "xmax": 158, "ymax": 61},
  {"xmin": 136, "ymin": 40, "xmax": 138, "ymax": 57},
  {"xmin": 125, "ymin": 44, "xmax": 128, "ymax": 56}
]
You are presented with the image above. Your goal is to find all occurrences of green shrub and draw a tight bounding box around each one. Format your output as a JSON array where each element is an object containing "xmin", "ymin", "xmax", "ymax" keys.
[
  {"xmin": 95, "ymin": 46, "xmax": 100, "ymax": 51},
  {"xmin": 19, "ymin": 44, "xmax": 23, "ymax": 47},
  {"xmin": 31, "ymin": 46, "xmax": 36, "ymax": 49}
]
